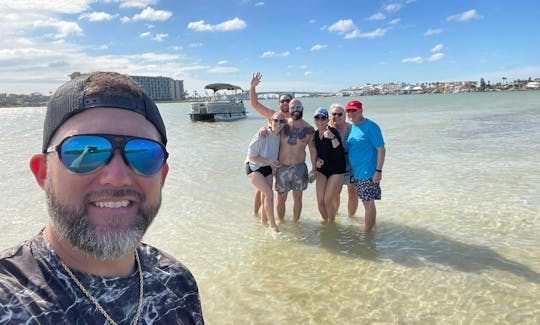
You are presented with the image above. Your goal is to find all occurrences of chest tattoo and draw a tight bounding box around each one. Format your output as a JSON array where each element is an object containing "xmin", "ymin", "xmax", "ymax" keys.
[{"xmin": 284, "ymin": 125, "xmax": 311, "ymax": 146}]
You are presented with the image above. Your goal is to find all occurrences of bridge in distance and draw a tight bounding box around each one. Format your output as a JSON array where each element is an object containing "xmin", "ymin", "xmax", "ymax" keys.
[{"xmin": 248, "ymin": 90, "xmax": 335, "ymax": 98}]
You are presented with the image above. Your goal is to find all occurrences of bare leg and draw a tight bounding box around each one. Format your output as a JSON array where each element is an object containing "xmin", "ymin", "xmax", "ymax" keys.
[
  {"xmin": 324, "ymin": 174, "xmax": 344, "ymax": 223},
  {"xmin": 316, "ymin": 173, "xmax": 329, "ymax": 222},
  {"xmin": 253, "ymin": 190, "xmax": 262, "ymax": 216},
  {"xmin": 260, "ymin": 194, "xmax": 268, "ymax": 225},
  {"xmin": 362, "ymin": 200, "xmax": 376, "ymax": 232},
  {"xmin": 347, "ymin": 184, "xmax": 359, "ymax": 217},
  {"xmin": 292, "ymin": 190, "xmax": 303, "ymax": 222},
  {"xmin": 333, "ymin": 186, "xmax": 342, "ymax": 215},
  {"xmin": 248, "ymin": 173, "xmax": 279, "ymax": 232},
  {"xmin": 277, "ymin": 191, "xmax": 287, "ymax": 223}
]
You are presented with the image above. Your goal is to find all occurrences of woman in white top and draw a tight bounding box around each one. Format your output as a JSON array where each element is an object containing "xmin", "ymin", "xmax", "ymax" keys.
[{"xmin": 245, "ymin": 112, "xmax": 286, "ymax": 232}]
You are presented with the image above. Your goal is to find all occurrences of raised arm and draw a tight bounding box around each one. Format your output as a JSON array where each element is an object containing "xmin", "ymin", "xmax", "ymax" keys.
[{"xmin": 250, "ymin": 72, "xmax": 276, "ymax": 120}]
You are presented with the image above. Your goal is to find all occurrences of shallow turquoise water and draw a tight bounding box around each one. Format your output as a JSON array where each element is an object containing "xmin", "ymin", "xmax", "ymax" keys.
[{"xmin": 1, "ymin": 91, "xmax": 539, "ymax": 323}]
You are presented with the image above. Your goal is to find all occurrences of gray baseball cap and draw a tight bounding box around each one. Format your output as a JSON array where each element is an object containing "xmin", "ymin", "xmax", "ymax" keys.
[{"xmin": 42, "ymin": 72, "xmax": 167, "ymax": 153}]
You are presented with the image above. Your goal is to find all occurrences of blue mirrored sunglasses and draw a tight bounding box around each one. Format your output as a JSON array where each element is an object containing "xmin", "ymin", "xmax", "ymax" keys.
[
  {"xmin": 272, "ymin": 118, "xmax": 286, "ymax": 124},
  {"xmin": 290, "ymin": 104, "xmax": 303, "ymax": 111},
  {"xmin": 47, "ymin": 134, "xmax": 168, "ymax": 176}
]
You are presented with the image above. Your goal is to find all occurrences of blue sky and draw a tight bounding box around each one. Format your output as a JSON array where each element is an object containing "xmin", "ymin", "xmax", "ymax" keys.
[{"xmin": 1, "ymin": 0, "xmax": 539, "ymax": 95}]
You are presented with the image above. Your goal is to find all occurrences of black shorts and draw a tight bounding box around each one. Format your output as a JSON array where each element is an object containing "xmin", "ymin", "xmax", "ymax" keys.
[{"xmin": 245, "ymin": 163, "xmax": 273, "ymax": 177}]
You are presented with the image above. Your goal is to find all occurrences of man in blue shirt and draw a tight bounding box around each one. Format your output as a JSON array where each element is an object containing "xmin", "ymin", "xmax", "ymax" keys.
[{"xmin": 346, "ymin": 100, "xmax": 386, "ymax": 233}]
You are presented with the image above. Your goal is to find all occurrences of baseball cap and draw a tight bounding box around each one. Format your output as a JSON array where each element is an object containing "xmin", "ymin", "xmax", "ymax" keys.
[
  {"xmin": 314, "ymin": 107, "xmax": 329, "ymax": 117},
  {"xmin": 345, "ymin": 100, "xmax": 363, "ymax": 110},
  {"xmin": 42, "ymin": 72, "xmax": 167, "ymax": 153}
]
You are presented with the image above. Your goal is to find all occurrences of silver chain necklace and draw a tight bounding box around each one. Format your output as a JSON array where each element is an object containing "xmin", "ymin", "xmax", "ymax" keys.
[{"xmin": 58, "ymin": 251, "xmax": 144, "ymax": 325}]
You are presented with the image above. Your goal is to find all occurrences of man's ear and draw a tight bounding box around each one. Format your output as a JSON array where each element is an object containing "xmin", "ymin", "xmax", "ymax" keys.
[
  {"xmin": 30, "ymin": 154, "xmax": 47, "ymax": 189},
  {"xmin": 160, "ymin": 162, "xmax": 169, "ymax": 187}
]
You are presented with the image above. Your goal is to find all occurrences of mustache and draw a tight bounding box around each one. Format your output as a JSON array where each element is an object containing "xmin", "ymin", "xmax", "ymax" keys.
[{"xmin": 85, "ymin": 188, "xmax": 144, "ymax": 202}]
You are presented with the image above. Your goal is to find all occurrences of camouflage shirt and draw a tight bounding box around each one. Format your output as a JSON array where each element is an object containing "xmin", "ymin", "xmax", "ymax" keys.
[{"xmin": 0, "ymin": 232, "xmax": 204, "ymax": 324}]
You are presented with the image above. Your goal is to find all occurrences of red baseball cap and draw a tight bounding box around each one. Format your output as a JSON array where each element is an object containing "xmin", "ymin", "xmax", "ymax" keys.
[{"xmin": 345, "ymin": 100, "xmax": 363, "ymax": 110}]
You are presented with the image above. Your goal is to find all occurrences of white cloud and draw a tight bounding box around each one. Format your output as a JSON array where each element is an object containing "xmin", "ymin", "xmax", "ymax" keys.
[
  {"xmin": 138, "ymin": 52, "xmax": 179, "ymax": 61},
  {"xmin": 152, "ymin": 33, "xmax": 168, "ymax": 42},
  {"xmin": 304, "ymin": 71, "xmax": 312, "ymax": 76},
  {"xmin": 402, "ymin": 56, "xmax": 423, "ymax": 63},
  {"xmin": 428, "ymin": 53, "xmax": 444, "ymax": 61},
  {"xmin": 309, "ymin": 19, "xmax": 316, "ymax": 24},
  {"xmin": 140, "ymin": 32, "xmax": 151, "ymax": 38},
  {"xmin": 133, "ymin": 7, "xmax": 172, "ymax": 21},
  {"xmin": 189, "ymin": 42, "xmax": 204, "ymax": 48},
  {"xmin": 120, "ymin": 16, "xmax": 131, "ymax": 23},
  {"xmin": 208, "ymin": 66, "xmax": 239, "ymax": 73},
  {"xmin": 261, "ymin": 51, "xmax": 276, "ymax": 58},
  {"xmin": 446, "ymin": 9, "xmax": 482, "ymax": 22},
  {"xmin": 34, "ymin": 19, "xmax": 84, "ymax": 39},
  {"xmin": 261, "ymin": 51, "xmax": 290, "ymax": 58},
  {"xmin": 310, "ymin": 44, "xmax": 327, "ymax": 51},
  {"xmin": 5, "ymin": 1, "xmax": 91, "ymax": 14},
  {"xmin": 345, "ymin": 28, "xmax": 387, "ymax": 39},
  {"xmin": 79, "ymin": 12, "xmax": 116, "ymax": 22},
  {"xmin": 328, "ymin": 19, "xmax": 357, "ymax": 34},
  {"xmin": 368, "ymin": 13, "xmax": 386, "ymax": 21},
  {"xmin": 384, "ymin": 3, "xmax": 403, "ymax": 13},
  {"xmin": 255, "ymin": 2, "xmax": 265, "ymax": 7},
  {"xmin": 431, "ymin": 44, "xmax": 444, "ymax": 52},
  {"xmin": 389, "ymin": 18, "xmax": 400, "ymax": 25},
  {"xmin": 425, "ymin": 28, "xmax": 443, "ymax": 36},
  {"xmin": 217, "ymin": 60, "xmax": 228, "ymax": 65},
  {"xmin": 188, "ymin": 17, "xmax": 246, "ymax": 32},
  {"xmin": 120, "ymin": 0, "xmax": 158, "ymax": 9}
]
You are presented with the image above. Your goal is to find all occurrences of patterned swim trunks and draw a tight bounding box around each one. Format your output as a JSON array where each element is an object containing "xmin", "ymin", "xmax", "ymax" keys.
[
  {"xmin": 354, "ymin": 178, "xmax": 381, "ymax": 201},
  {"xmin": 275, "ymin": 162, "xmax": 308, "ymax": 193}
]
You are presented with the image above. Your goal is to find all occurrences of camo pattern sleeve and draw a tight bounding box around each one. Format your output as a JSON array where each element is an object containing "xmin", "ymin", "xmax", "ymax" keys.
[{"xmin": 0, "ymin": 232, "xmax": 204, "ymax": 324}]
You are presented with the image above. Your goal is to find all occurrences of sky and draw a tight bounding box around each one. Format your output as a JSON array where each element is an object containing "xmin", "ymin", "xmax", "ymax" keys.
[{"xmin": 1, "ymin": 0, "xmax": 539, "ymax": 95}]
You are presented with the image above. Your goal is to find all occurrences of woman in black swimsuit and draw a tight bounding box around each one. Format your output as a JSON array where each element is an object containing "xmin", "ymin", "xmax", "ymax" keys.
[{"xmin": 313, "ymin": 107, "xmax": 346, "ymax": 222}]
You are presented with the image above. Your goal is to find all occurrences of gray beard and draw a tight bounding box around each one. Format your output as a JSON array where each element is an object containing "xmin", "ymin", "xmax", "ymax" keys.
[{"xmin": 45, "ymin": 182, "xmax": 160, "ymax": 260}]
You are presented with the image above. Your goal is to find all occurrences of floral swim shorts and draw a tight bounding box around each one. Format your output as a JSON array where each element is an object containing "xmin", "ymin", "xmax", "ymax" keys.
[{"xmin": 354, "ymin": 178, "xmax": 381, "ymax": 201}]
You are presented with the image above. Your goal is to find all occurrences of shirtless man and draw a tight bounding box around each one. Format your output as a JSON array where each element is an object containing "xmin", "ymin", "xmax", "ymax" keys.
[
  {"xmin": 250, "ymin": 72, "xmax": 293, "ymax": 218},
  {"xmin": 274, "ymin": 98, "xmax": 318, "ymax": 222}
]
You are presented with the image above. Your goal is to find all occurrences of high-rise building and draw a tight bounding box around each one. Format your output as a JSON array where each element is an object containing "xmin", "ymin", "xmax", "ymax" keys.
[{"xmin": 129, "ymin": 75, "xmax": 184, "ymax": 101}]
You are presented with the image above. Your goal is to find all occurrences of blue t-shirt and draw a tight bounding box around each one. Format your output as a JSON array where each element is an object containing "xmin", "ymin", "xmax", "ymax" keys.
[{"xmin": 347, "ymin": 118, "xmax": 384, "ymax": 180}]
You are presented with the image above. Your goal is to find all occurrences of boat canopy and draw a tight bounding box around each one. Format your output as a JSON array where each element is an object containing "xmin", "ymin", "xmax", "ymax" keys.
[{"xmin": 205, "ymin": 83, "xmax": 243, "ymax": 92}]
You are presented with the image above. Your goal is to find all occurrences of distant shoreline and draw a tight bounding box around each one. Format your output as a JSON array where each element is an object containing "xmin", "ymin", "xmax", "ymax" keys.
[{"xmin": 1, "ymin": 88, "xmax": 539, "ymax": 108}]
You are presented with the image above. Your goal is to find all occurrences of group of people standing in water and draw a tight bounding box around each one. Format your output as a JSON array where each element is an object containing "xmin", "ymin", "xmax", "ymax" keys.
[{"xmin": 245, "ymin": 72, "xmax": 386, "ymax": 234}]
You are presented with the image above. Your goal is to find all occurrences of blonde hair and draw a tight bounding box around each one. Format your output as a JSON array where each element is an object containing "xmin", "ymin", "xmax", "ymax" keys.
[{"xmin": 329, "ymin": 103, "xmax": 345, "ymax": 112}]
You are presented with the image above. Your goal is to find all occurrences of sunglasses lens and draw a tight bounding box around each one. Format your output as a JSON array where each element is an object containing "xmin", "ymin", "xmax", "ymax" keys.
[
  {"xmin": 125, "ymin": 139, "xmax": 167, "ymax": 175},
  {"xmin": 332, "ymin": 113, "xmax": 343, "ymax": 116},
  {"xmin": 60, "ymin": 135, "xmax": 112, "ymax": 173},
  {"xmin": 280, "ymin": 99, "xmax": 290, "ymax": 103}
]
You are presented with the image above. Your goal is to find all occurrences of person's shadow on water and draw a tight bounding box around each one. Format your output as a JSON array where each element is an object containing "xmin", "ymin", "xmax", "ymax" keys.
[{"xmin": 291, "ymin": 218, "xmax": 540, "ymax": 284}]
